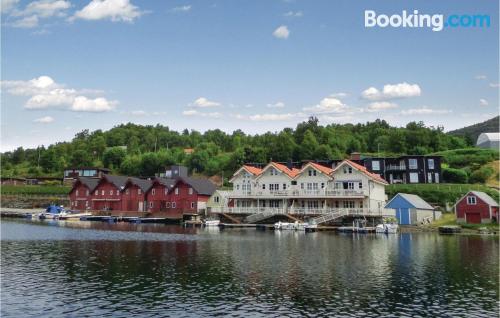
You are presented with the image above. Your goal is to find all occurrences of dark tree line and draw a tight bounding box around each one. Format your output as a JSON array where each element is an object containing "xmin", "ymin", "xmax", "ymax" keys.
[{"xmin": 1, "ymin": 117, "xmax": 468, "ymax": 178}]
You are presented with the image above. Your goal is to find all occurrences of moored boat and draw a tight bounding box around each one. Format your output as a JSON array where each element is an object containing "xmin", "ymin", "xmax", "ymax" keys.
[{"xmin": 375, "ymin": 223, "xmax": 399, "ymax": 234}]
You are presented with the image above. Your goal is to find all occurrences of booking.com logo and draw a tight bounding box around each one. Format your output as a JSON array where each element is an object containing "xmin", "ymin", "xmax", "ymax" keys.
[{"xmin": 365, "ymin": 10, "xmax": 491, "ymax": 31}]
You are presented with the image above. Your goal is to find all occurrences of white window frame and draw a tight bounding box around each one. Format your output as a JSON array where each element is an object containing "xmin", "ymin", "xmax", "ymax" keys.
[
  {"xmin": 152, "ymin": 189, "xmax": 156, "ymax": 195},
  {"xmin": 189, "ymin": 188, "xmax": 193, "ymax": 195},
  {"xmin": 76, "ymin": 190, "xmax": 79, "ymax": 196},
  {"xmin": 191, "ymin": 202, "xmax": 195, "ymax": 209},
  {"xmin": 101, "ymin": 190, "xmax": 105, "ymax": 195},
  {"xmin": 175, "ymin": 188, "xmax": 179, "ymax": 195},
  {"xmin": 409, "ymin": 159, "xmax": 418, "ymax": 169},
  {"xmin": 372, "ymin": 160, "xmax": 380, "ymax": 171},
  {"xmin": 172, "ymin": 202, "xmax": 176, "ymax": 208},
  {"xmin": 149, "ymin": 201, "xmax": 153, "ymax": 208},
  {"xmin": 138, "ymin": 188, "xmax": 142, "ymax": 195},
  {"xmin": 409, "ymin": 172, "xmax": 419, "ymax": 183},
  {"xmin": 427, "ymin": 159, "xmax": 435, "ymax": 169},
  {"xmin": 467, "ymin": 196, "xmax": 476, "ymax": 205}
]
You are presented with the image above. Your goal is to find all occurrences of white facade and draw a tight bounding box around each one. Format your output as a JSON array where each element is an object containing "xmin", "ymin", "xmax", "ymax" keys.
[{"xmin": 225, "ymin": 161, "xmax": 388, "ymax": 216}]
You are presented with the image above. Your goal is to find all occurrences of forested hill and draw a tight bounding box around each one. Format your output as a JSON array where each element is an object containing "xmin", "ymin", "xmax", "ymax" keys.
[
  {"xmin": 447, "ymin": 116, "xmax": 499, "ymax": 144},
  {"xmin": 2, "ymin": 117, "xmax": 469, "ymax": 178}
]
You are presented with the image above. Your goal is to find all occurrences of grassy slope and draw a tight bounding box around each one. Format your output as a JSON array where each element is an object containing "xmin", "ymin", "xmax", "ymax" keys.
[
  {"xmin": 447, "ymin": 115, "xmax": 499, "ymax": 141},
  {"xmin": 485, "ymin": 160, "xmax": 499, "ymax": 188},
  {"xmin": 1, "ymin": 185, "xmax": 71, "ymax": 195}
]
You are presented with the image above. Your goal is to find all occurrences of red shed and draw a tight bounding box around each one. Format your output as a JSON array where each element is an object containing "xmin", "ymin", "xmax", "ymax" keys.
[
  {"xmin": 147, "ymin": 178, "xmax": 177, "ymax": 213},
  {"xmin": 122, "ymin": 178, "xmax": 153, "ymax": 212},
  {"xmin": 69, "ymin": 177, "xmax": 99, "ymax": 211},
  {"xmin": 454, "ymin": 191, "xmax": 499, "ymax": 224},
  {"xmin": 91, "ymin": 175, "xmax": 128, "ymax": 211}
]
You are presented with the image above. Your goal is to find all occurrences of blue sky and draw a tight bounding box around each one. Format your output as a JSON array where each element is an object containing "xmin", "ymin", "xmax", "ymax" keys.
[{"xmin": 1, "ymin": 0, "xmax": 498, "ymax": 151}]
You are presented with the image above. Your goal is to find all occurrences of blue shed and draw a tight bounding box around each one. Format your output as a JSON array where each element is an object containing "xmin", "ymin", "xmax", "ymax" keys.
[{"xmin": 385, "ymin": 193, "xmax": 436, "ymax": 225}]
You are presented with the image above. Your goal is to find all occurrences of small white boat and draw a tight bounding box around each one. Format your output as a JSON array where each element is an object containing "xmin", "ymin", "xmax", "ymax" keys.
[
  {"xmin": 203, "ymin": 219, "xmax": 220, "ymax": 227},
  {"xmin": 376, "ymin": 223, "xmax": 399, "ymax": 234},
  {"xmin": 274, "ymin": 221, "xmax": 315, "ymax": 231}
]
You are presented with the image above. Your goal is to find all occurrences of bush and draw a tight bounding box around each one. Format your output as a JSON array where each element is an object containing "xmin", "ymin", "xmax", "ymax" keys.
[
  {"xmin": 442, "ymin": 167, "xmax": 468, "ymax": 183},
  {"xmin": 469, "ymin": 166, "xmax": 495, "ymax": 184}
]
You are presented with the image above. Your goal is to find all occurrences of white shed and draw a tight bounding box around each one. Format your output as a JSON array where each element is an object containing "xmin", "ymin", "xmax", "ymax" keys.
[{"xmin": 476, "ymin": 133, "xmax": 500, "ymax": 149}]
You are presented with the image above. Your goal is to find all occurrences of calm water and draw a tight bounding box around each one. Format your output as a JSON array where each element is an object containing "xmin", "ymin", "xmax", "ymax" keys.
[{"xmin": 1, "ymin": 219, "xmax": 498, "ymax": 317}]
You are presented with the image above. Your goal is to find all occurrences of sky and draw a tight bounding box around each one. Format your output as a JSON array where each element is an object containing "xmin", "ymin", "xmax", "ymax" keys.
[{"xmin": 1, "ymin": 0, "xmax": 499, "ymax": 151}]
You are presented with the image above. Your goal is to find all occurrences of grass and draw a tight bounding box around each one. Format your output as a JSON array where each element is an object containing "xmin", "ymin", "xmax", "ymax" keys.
[
  {"xmin": 1, "ymin": 185, "xmax": 71, "ymax": 195},
  {"xmin": 425, "ymin": 212, "xmax": 499, "ymax": 232},
  {"xmin": 485, "ymin": 160, "xmax": 499, "ymax": 188}
]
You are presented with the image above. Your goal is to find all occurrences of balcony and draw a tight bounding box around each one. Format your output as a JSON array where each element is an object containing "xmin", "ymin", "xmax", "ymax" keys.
[
  {"xmin": 211, "ymin": 207, "xmax": 395, "ymax": 217},
  {"xmin": 386, "ymin": 165, "xmax": 407, "ymax": 171},
  {"xmin": 230, "ymin": 188, "xmax": 366, "ymax": 198}
]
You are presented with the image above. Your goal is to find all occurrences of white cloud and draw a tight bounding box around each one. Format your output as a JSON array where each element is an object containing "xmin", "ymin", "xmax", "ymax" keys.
[
  {"xmin": 171, "ymin": 5, "xmax": 191, "ymax": 12},
  {"xmin": 72, "ymin": 0, "xmax": 143, "ymax": 22},
  {"xmin": 283, "ymin": 10, "xmax": 302, "ymax": 17},
  {"xmin": 33, "ymin": 116, "xmax": 54, "ymax": 123},
  {"xmin": 1, "ymin": 0, "xmax": 19, "ymax": 13},
  {"xmin": 331, "ymin": 92, "xmax": 347, "ymax": 98},
  {"xmin": 361, "ymin": 82, "xmax": 421, "ymax": 101},
  {"xmin": 11, "ymin": 15, "xmax": 39, "ymax": 27},
  {"xmin": 273, "ymin": 25, "xmax": 289, "ymax": 39},
  {"xmin": 401, "ymin": 107, "xmax": 451, "ymax": 115},
  {"xmin": 2, "ymin": 75, "xmax": 117, "ymax": 112},
  {"xmin": 366, "ymin": 101, "xmax": 398, "ymax": 112},
  {"xmin": 190, "ymin": 97, "xmax": 220, "ymax": 108},
  {"xmin": 267, "ymin": 101, "xmax": 285, "ymax": 108},
  {"xmin": 303, "ymin": 96, "xmax": 348, "ymax": 114},
  {"xmin": 479, "ymin": 99, "xmax": 489, "ymax": 106},
  {"xmin": 182, "ymin": 110, "xmax": 222, "ymax": 118},
  {"xmin": 71, "ymin": 96, "xmax": 117, "ymax": 112},
  {"xmin": 474, "ymin": 75, "xmax": 487, "ymax": 80},
  {"xmin": 318, "ymin": 115, "xmax": 354, "ymax": 124},
  {"xmin": 249, "ymin": 113, "xmax": 304, "ymax": 121},
  {"xmin": 489, "ymin": 83, "xmax": 500, "ymax": 88},
  {"xmin": 7, "ymin": 0, "xmax": 71, "ymax": 28}
]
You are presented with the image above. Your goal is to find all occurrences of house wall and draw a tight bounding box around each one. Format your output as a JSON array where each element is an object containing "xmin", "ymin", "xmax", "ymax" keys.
[
  {"xmin": 69, "ymin": 183, "xmax": 92, "ymax": 210},
  {"xmin": 146, "ymin": 183, "xmax": 169, "ymax": 212},
  {"xmin": 92, "ymin": 180, "xmax": 122, "ymax": 211},
  {"xmin": 122, "ymin": 184, "xmax": 146, "ymax": 211},
  {"xmin": 455, "ymin": 193, "xmax": 493, "ymax": 224},
  {"xmin": 255, "ymin": 168, "xmax": 292, "ymax": 194},
  {"xmin": 147, "ymin": 181, "xmax": 198, "ymax": 218}
]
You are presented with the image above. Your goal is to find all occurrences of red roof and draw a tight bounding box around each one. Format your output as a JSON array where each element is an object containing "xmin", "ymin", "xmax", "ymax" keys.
[
  {"xmin": 271, "ymin": 162, "xmax": 300, "ymax": 178},
  {"xmin": 341, "ymin": 160, "xmax": 388, "ymax": 184},
  {"xmin": 243, "ymin": 165, "xmax": 263, "ymax": 175},
  {"xmin": 308, "ymin": 162, "xmax": 333, "ymax": 175}
]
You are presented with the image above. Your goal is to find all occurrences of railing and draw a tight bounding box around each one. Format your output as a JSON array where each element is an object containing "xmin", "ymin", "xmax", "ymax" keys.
[
  {"xmin": 230, "ymin": 189, "xmax": 366, "ymax": 198},
  {"xmin": 212, "ymin": 207, "xmax": 395, "ymax": 217},
  {"xmin": 244, "ymin": 209, "xmax": 287, "ymax": 223},
  {"xmin": 211, "ymin": 207, "xmax": 283, "ymax": 214},
  {"xmin": 386, "ymin": 165, "xmax": 406, "ymax": 171}
]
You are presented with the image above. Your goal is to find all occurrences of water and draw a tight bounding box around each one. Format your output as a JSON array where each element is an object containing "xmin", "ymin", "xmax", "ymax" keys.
[{"xmin": 1, "ymin": 219, "xmax": 498, "ymax": 317}]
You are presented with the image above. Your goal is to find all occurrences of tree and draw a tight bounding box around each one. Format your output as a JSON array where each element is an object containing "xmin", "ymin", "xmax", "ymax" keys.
[
  {"xmin": 70, "ymin": 150, "xmax": 94, "ymax": 167},
  {"xmin": 298, "ymin": 130, "xmax": 319, "ymax": 160},
  {"xmin": 103, "ymin": 147, "xmax": 127, "ymax": 169}
]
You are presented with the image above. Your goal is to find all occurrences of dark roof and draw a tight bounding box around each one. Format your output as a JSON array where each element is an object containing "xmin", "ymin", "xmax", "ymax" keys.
[
  {"xmin": 102, "ymin": 175, "xmax": 129, "ymax": 190},
  {"xmin": 179, "ymin": 176, "xmax": 216, "ymax": 196},
  {"xmin": 127, "ymin": 177, "xmax": 153, "ymax": 192},
  {"xmin": 470, "ymin": 191, "xmax": 499, "ymax": 207},
  {"xmin": 64, "ymin": 167, "xmax": 111, "ymax": 172},
  {"xmin": 156, "ymin": 177, "xmax": 177, "ymax": 189},
  {"xmin": 77, "ymin": 177, "xmax": 100, "ymax": 192}
]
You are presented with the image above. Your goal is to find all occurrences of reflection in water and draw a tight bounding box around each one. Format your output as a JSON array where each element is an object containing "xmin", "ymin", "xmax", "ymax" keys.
[{"xmin": 1, "ymin": 219, "xmax": 498, "ymax": 317}]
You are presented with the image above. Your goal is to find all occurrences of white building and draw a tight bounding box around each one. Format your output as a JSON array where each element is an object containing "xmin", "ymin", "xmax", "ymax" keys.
[
  {"xmin": 223, "ymin": 160, "xmax": 389, "ymax": 219},
  {"xmin": 476, "ymin": 133, "xmax": 500, "ymax": 150}
]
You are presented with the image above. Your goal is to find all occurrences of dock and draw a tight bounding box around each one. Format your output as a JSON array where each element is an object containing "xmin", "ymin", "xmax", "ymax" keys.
[{"xmin": 439, "ymin": 226, "xmax": 462, "ymax": 234}]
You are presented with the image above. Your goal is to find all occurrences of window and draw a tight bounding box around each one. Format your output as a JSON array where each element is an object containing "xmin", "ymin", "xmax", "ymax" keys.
[
  {"xmin": 343, "ymin": 201, "xmax": 355, "ymax": 208},
  {"xmin": 335, "ymin": 201, "xmax": 340, "ymax": 208},
  {"xmin": 467, "ymin": 196, "xmax": 476, "ymax": 205},
  {"xmin": 308, "ymin": 169, "xmax": 317, "ymax": 176},
  {"xmin": 321, "ymin": 183, "xmax": 325, "ymax": 189},
  {"xmin": 358, "ymin": 182, "xmax": 363, "ymax": 189},
  {"xmin": 191, "ymin": 202, "xmax": 195, "ymax": 209},
  {"xmin": 372, "ymin": 160, "xmax": 380, "ymax": 171},
  {"xmin": 189, "ymin": 188, "xmax": 193, "ymax": 195},
  {"xmin": 85, "ymin": 201, "xmax": 89, "ymax": 207},
  {"xmin": 175, "ymin": 188, "xmax": 179, "ymax": 195},
  {"xmin": 300, "ymin": 183, "xmax": 304, "ymax": 189},
  {"xmin": 138, "ymin": 189, "xmax": 142, "ymax": 195},
  {"xmin": 236, "ymin": 184, "xmax": 240, "ymax": 190},
  {"xmin": 262, "ymin": 184, "xmax": 265, "ymax": 190},
  {"xmin": 149, "ymin": 201, "xmax": 153, "ymax": 208},
  {"xmin": 166, "ymin": 202, "xmax": 171, "ymax": 208},
  {"xmin": 283, "ymin": 183, "xmax": 287, "ymax": 190},
  {"xmin": 307, "ymin": 201, "xmax": 319, "ymax": 209},
  {"xmin": 172, "ymin": 202, "xmax": 176, "ymax": 208},
  {"xmin": 427, "ymin": 159, "xmax": 435, "ymax": 169},
  {"xmin": 101, "ymin": 190, "xmax": 104, "ymax": 195},
  {"xmin": 109, "ymin": 190, "xmax": 114, "ymax": 196},
  {"xmin": 409, "ymin": 173, "xmax": 419, "ymax": 183},
  {"xmin": 435, "ymin": 173, "xmax": 439, "ymax": 183},
  {"xmin": 86, "ymin": 190, "xmax": 89, "ymax": 196},
  {"xmin": 291, "ymin": 181, "xmax": 297, "ymax": 185},
  {"xmin": 427, "ymin": 173, "xmax": 432, "ymax": 183},
  {"xmin": 165, "ymin": 188, "xmax": 168, "ymax": 195},
  {"xmin": 214, "ymin": 196, "xmax": 220, "ymax": 203},
  {"xmin": 95, "ymin": 191, "xmax": 98, "ymax": 196},
  {"xmin": 359, "ymin": 201, "xmax": 364, "ymax": 208},
  {"xmin": 152, "ymin": 189, "xmax": 156, "ymax": 195},
  {"xmin": 76, "ymin": 190, "xmax": 79, "ymax": 196},
  {"xmin": 409, "ymin": 159, "xmax": 418, "ymax": 169},
  {"xmin": 116, "ymin": 190, "xmax": 119, "ymax": 195},
  {"xmin": 270, "ymin": 168, "xmax": 278, "ymax": 176},
  {"xmin": 348, "ymin": 182, "xmax": 354, "ymax": 190}
]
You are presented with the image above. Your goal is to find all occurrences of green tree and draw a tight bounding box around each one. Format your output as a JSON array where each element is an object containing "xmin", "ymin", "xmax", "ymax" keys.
[{"xmin": 103, "ymin": 147, "xmax": 127, "ymax": 169}]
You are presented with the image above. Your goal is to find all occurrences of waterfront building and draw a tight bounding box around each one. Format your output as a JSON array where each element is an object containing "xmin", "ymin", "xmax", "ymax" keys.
[
  {"xmin": 68, "ymin": 177, "xmax": 99, "ymax": 210},
  {"xmin": 385, "ymin": 193, "xmax": 439, "ymax": 225},
  {"xmin": 90, "ymin": 175, "xmax": 128, "ymax": 211},
  {"xmin": 454, "ymin": 191, "xmax": 499, "ymax": 224},
  {"xmin": 121, "ymin": 178, "xmax": 153, "ymax": 211}
]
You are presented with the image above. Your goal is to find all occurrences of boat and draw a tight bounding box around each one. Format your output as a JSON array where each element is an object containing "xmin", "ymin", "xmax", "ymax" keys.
[
  {"xmin": 36, "ymin": 205, "xmax": 66, "ymax": 220},
  {"xmin": 375, "ymin": 223, "xmax": 399, "ymax": 234},
  {"xmin": 274, "ymin": 221, "xmax": 315, "ymax": 231},
  {"xmin": 203, "ymin": 219, "xmax": 221, "ymax": 227}
]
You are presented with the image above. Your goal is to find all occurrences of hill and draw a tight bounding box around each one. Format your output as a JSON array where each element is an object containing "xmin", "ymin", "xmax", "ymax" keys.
[{"xmin": 447, "ymin": 116, "xmax": 499, "ymax": 144}]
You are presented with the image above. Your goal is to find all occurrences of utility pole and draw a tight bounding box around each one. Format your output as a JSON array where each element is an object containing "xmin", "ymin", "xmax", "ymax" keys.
[{"xmin": 37, "ymin": 146, "xmax": 41, "ymax": 168}]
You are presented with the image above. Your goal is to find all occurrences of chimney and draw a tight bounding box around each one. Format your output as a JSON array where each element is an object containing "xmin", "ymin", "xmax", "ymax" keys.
[
  {"xmin": 287, "ymin": 159, "xmax": 293, "ymax": 170},
  {"xmin": 350, "ymin": 152, "xmax": 361, "ymax": 161}
]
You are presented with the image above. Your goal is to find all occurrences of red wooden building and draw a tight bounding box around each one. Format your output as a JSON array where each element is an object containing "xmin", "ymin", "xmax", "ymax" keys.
[
  {"xmin": 91, "ymin": 175, "xmax": 128, "ymax": 211},
  {"xmin": 121, "ymin": 178, "xmax": 153, "ymax": 212},
  {"xmin": 69, "ymin": 177, "xmax": 99, "ymax": 210},
  {"xmin": 146, "ymin": 177, "xmax": 216, "ymax": 218},
  {"xmin": 454, "ymin": 191, "xmax": 499, "ymax": 224}
]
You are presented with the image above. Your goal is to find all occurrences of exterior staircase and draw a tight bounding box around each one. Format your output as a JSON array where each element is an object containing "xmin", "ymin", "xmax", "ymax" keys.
[
  {"xmin": 244, "ymin": 209, "xmax": 287, "ymax": 224},
  {"xmin": 310, "ymin": 209, "xmax": 347, "ymax": 225},
  {"xmin": 221, "ymin": 213, "xmax": 241, "ymax": 224}
]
